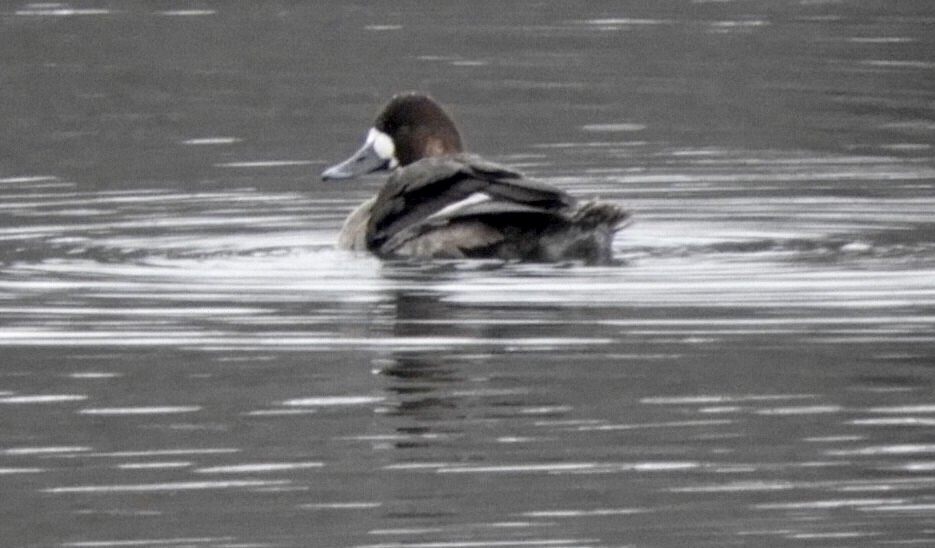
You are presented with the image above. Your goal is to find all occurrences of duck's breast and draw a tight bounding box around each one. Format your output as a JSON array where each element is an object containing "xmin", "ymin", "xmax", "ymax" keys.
[{"xmin": 337, "ymin": 196, "xmax": 376, "ymax": 251}]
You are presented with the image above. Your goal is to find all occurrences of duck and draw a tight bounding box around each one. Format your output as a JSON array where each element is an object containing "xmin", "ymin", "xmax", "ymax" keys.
[{"xmin": 321, "ymin": 92, "xmax": 630, "ymax": 264}]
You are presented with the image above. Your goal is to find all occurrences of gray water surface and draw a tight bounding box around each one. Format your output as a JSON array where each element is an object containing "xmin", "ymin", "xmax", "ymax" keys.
[{"xmin": 2, "ymin": 2, "xmax": 935, "ymax": 547}]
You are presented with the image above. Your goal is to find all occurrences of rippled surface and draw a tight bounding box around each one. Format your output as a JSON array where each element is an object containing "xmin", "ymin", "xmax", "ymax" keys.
[{"xmin": 2, "ymin": 2, "xmax": 935, "ymax": 547}]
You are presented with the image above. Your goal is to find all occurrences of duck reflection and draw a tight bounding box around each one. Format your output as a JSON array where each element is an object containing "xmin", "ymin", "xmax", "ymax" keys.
[
  {"xmin": 370, "ymin": 263, "xmax": 527, "ymax": 444},
  {"xmin": 368, "ymin": 262, "xmax": 586, "ymax": 454},
  {"xmin": 375, "ymin": 286, "xmax": 470, "ymax": 423}
]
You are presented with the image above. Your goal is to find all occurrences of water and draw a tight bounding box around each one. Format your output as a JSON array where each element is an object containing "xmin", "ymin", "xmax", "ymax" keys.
[{"xmin": 2, "ymin": 2, "xmax": 935, "ymax": 547}]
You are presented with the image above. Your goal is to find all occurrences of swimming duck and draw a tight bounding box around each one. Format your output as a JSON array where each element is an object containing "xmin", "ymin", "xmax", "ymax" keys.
[{"xmin": 322, "ymin": 93, "xmax": 630, "ymax": 264}]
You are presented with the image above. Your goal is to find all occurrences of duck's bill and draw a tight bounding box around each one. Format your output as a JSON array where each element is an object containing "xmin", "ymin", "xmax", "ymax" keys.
[{"xmin": 321, "ymin": 140, "xmax": 389, "ymax": 180}]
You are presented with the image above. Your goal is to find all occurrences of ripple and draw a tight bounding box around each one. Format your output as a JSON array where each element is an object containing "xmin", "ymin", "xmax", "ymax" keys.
[
  {"xmin": 825, "ymin": 444, "xmax": 935, "ymax": 457},
  {"xmin": 521, "ymin": 508, "xmax": 648, "ymax": 517},
  {"xmin": 68, "ymin": 372, "xmax": 122, "ymax": 379},
  {"xmin": 866, "ymin": 405, "xmax": 935, "ymax": 414},
  {"xmin": 194, "ymin": 462, "xmax": 324, "ymax": 474},
  {"xmin": 80, "ymin": 448, "xmax": 239, "ymax": 458},
  {"xmin": 15, "ymin": 4, "xmax": 112, "ymax": 16},
  {"xmin": 0, "ymin": 394, "xmax": 87, "ymax": 404},
  {"xmin": 0, "ymin": 467, "xmax": 46, "ymax": 474},
  {"xmin": 180, "ymin": 137, "xmax": 240, "ymax": 145},
  {"xmin": 0, "ymin": 175, "xmax": 60, "ymax": 184},
  {"xmin": 438, "ymin": 462, "xmax": 700, "ymax": 474},
  {"xmin": 43, "ymin": 479, "xmax": 291, "ymax": 494},
  {"xmin": 580, "ymin": 123, "xmax": 646, "ymax": 132},
  {"xmin": 116, "ymin": 462, "xmax": 192, "ymax": 470},
  {"xmin": 580, "ymin": 17, "xmax": 673, "ymax": 26},
  {"xmin": 754, "ymin": 498, "xmax": 904, "ymax": 510},
  {"xmin": 850, "ymin": 418, "xmax": 935, "ymax": 426},
  {"xmin": 281, "ymin": 396, "xmax": 385, "ymax": 407},
  {"xmin": 61, "ymin": 537, "xmax": 235, "ymax": 547},
  {"xmin": 755, "ymin": 405, "xmax": 843, "ymax": 415},
  {"xmin": 642, "ymin": 394, "xmax": 815, "ymax": 405},
  {"xmin": 577, "ymin": 419, "xmax": 734, "ymax": 431},
  {"xmin": 2, "ymin": 446, "xmax": 91, "ymax": 455},
  {"xmin": 365, "ymin": 25, "xmax": 403, "ymax": 31},
  {"xmin": 358, "ymin": 540, "xmax": 594, "ymax": 548},
  {"xmin": 78, "ymin": 406, "xmax": 202, "ymax": 415},
  {"xmin": 214, "ymin": 160, "xmax": 319, "ymax": 168},
  {"xmin": 673, "ymin": 481, "xmax": 796, "ymax": 493},
  {"xmin": 301, "ymin": 502, "xmax": 382, "ymax": 510},
  {"xmin": 156, "ymin": 10, "xmax": 217, "ymax": 17}
]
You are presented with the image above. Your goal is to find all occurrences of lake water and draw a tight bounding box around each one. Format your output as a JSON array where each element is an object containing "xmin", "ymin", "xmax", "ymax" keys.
[{"xmin": 1, "ymin": 2, "xmax": 934, "ymax": 547}]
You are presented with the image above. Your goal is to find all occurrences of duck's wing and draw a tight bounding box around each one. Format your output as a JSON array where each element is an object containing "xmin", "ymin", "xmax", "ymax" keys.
[
  {"xmin": 379, "ymin": 192, "xmax": 567, "ymax": 258},
  {"xmin": 366, "ymin": 154, "xmax": 574, "ymax": 251}
]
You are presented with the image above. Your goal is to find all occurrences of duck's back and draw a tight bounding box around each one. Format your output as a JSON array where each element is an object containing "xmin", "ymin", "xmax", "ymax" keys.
[{"xmin": 364, "ymin": 154, "xmax": 627, "ymax": 263}]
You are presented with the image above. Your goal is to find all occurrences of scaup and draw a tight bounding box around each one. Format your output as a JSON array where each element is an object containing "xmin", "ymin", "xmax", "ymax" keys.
[{"xmin": 322, "ymin": 93, "xmax": 630, "ymax": 264}]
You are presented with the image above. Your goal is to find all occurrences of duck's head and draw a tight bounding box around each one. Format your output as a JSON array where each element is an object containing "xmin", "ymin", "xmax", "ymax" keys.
[{"xmin": 321, "ymin": 93, "xmax": 464, "ymax": 180}]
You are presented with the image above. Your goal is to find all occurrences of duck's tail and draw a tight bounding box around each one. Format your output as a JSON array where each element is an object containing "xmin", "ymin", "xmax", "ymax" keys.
[
  {"xmin": 572, "ymin": 200, "xmax": 631, "ymax": 232},
  {"xmin": 531, "ymin": 200, "xmax": 630, "ymax": 265}
]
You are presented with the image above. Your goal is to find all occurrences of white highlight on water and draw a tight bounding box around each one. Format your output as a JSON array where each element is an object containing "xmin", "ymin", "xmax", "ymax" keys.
[
  {"xmin": 2, "ymin": 446, "xmax": 91, "ymax": 455},
  {"xmin": 281, "ymin": 396, "xmax": 385, "ymax": 407},
  {"xmin": 0, "ymin": 467, "xmax": 45, "ymax": 474},
  {"xmin": 301, "ymin": 501, "xmax": 382, "ymax": 509},
  {"xmin": 0, "ymin": 394, "xmax": 87, "ymax": 404},
  {"xmin": 194, "ymin": 462, "xmax": 323, "ymax": 474},
  {"xmin": 117, "ymin": 462, "xmax": 192, "ymax": 470},
  {"xmin": 357, "ymin": 540, "xmax": 595, "ymax": 548},
  {"xmin": 522, "ymin": 508, "xmax": 648, "ymax": 517},
  {"xmin": 68, "ymin": 372, "xmax": 121, "ymax": 379},
  {"xmin": 16, "ymin": 4, "xmax": 111, "ymax": 16},
  {"xmin": 61, "ymin": 537, "xmax": 234, "ymax": 547},
  {"xmin": 77, "ymin": 448, "xmax": 239, "ymax": 458},
  {"xmin": 215, "ymin": 160, "xmax": 318, "ymax": 168},
  {"xmin": 581, "ymin": 123, "xmax": 646, "ymax": 132},
  {"xmin": 43, "ymin": 479, "xmax": 291, "ymax": 493},
  {"xmin": 157, "ymin": 10, "xmax": 217, "ymax": 17},
  {"xmin": 181, "ymin": 137, "xmax": 239, "ymax": 145},
  {"xmin": 78, "ymin": 406, "xmax": 202, "ymax": 415}
]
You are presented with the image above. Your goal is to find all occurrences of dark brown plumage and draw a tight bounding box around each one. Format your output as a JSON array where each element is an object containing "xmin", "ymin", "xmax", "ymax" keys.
[{"xmin": 322, "ymin": 93, "xmax": 630, "ymax": 264}]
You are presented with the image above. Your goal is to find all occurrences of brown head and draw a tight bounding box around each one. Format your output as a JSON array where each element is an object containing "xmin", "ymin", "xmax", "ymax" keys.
[{"xmin": 321, "ymin": 93, "xmax": 463, "ymax": 180}]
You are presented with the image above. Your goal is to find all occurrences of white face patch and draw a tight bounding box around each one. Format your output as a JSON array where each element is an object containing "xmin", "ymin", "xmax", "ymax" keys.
[{"xmin": 366, "ymin": 127, "xmax": 398, "ymax": 168}]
